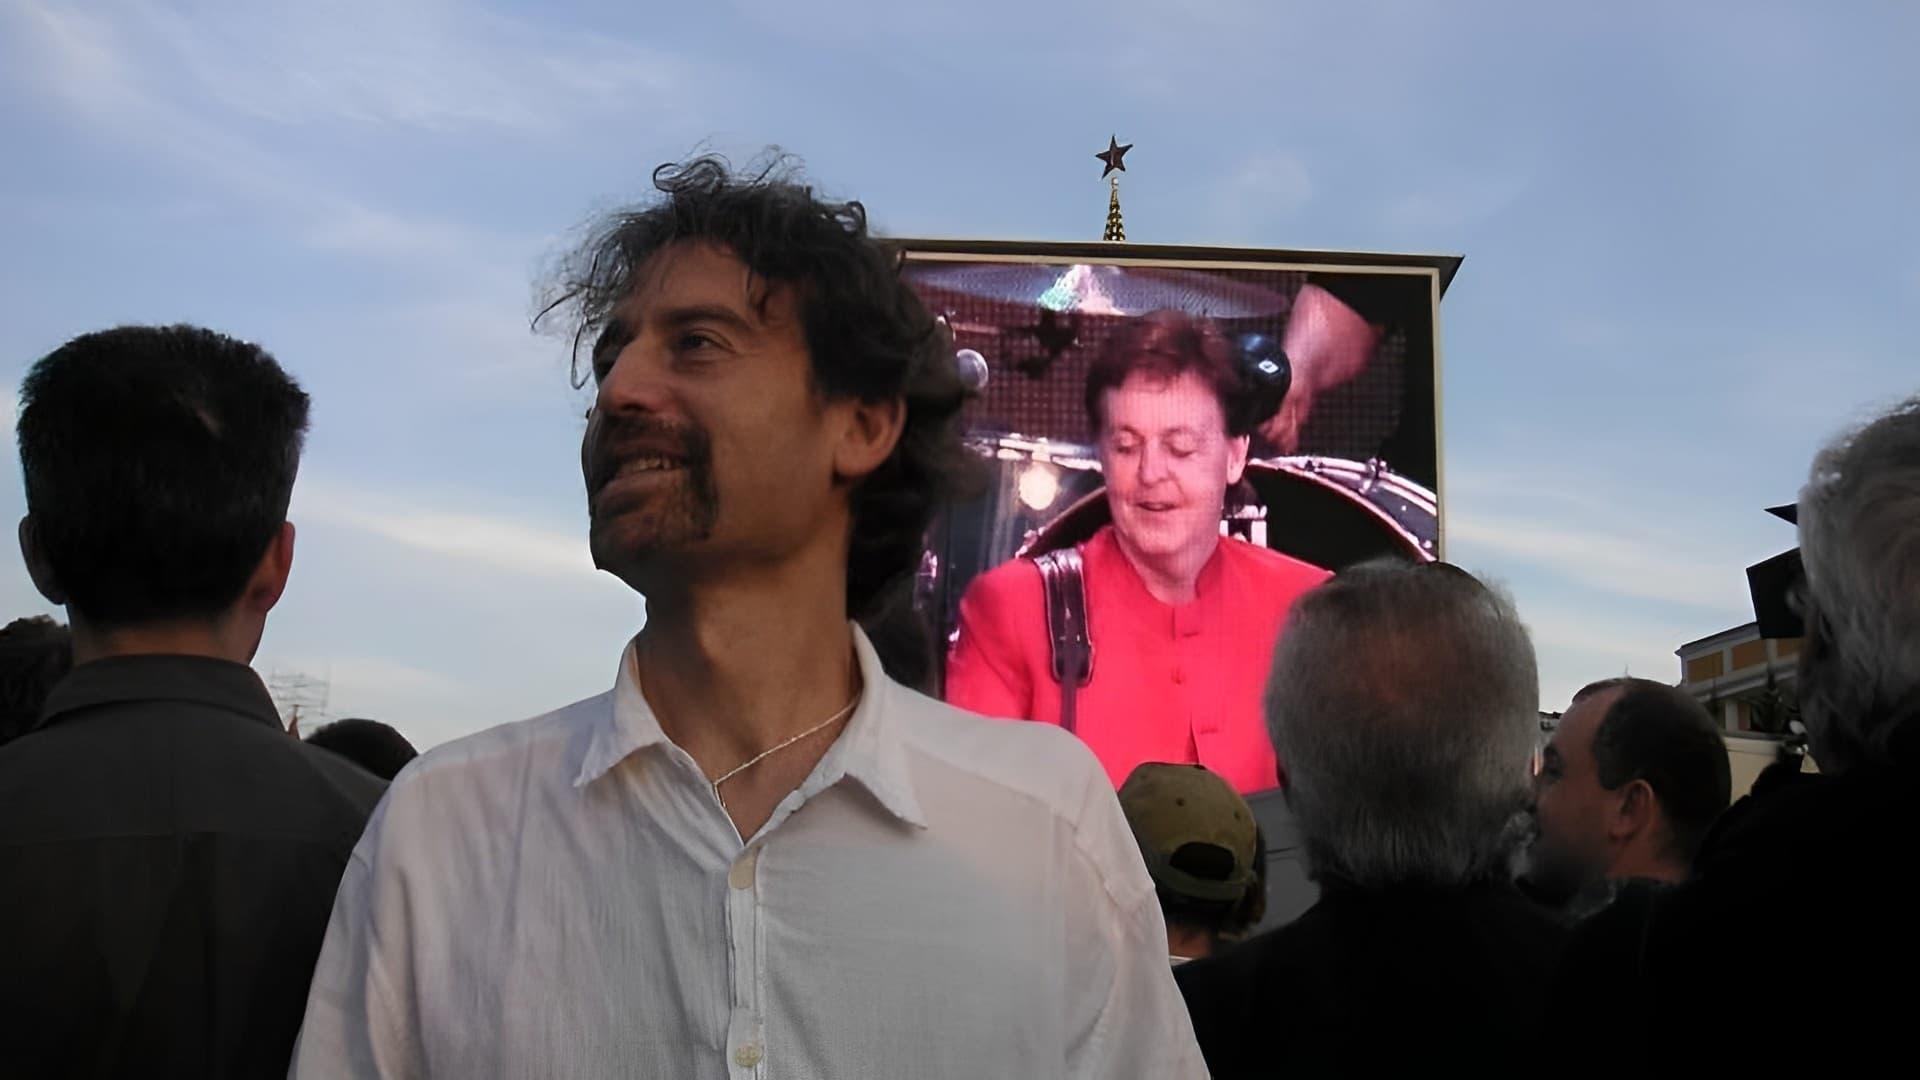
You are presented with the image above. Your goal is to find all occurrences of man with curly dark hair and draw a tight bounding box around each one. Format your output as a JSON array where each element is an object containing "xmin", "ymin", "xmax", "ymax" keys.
[{"xmin": 291, "ymin": 156, "xmax": 1207, "ymax": 1078}]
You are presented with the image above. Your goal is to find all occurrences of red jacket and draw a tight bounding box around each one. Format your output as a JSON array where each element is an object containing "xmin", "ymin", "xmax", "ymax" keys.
[{"xmin": 946, "ymin": 526, "xmax": 1330, "ymax": 794}]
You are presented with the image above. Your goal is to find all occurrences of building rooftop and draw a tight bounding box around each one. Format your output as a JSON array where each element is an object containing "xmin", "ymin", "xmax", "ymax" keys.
[{"xmin": 1676, "ymin": 621, "xmax": 1760, "ymax": 655}]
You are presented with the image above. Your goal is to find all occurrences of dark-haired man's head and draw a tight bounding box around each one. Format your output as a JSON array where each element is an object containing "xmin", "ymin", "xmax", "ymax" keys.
[
  {"xmin": 541, "ymin": 155, "xmax": 978, "ymax": 622},
  {"xmin": 304, "ymin": 718, "xmax": 417, "ymax": 782},
  {"xmin": 1119, "ymin": 763, "xmax": 1266, "ymax": 962},
  {"xmin": 1528, "ymin": 677, "xmax": 1731, "ymax": 903},
  {"xmin": 0, "ymin": 615, "xmax": 73, "ymax": 747},
  {"xmin": 15, "ymin": 325, "xmax": 308, "ymax": 664}
]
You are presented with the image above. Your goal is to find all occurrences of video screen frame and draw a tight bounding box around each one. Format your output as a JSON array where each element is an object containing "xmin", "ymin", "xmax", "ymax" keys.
[
  {"xmin": 898, "ymin": 236, "xmax": 1459, "ymax": 615},
  {"xmin": 877, "ymin": 238, "xmax": 1460, "ymax": 796}
]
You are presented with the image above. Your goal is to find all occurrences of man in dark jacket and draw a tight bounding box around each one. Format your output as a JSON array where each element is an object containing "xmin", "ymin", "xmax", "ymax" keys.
[
  {"xmin": 1562, "ymin": 396, "xmax": 1920, "ymax": 1073},
  {"xmin": 1175, "ymin": 561, "xmax": 1565, "ymax": 1077},
  {"xmin": 0, "ymin": 325, "xmax": 384, "ymax": 1077}
]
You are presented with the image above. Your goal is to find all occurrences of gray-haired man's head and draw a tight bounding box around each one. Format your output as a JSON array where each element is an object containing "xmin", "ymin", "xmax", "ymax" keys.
[
  {"xmin": 1266, "ymin": 560, "xmax": 1539, "ymax": 889},
  {"xmin": 1797, "ymin": 395, "xmax": 1920, "ymax": 774}
]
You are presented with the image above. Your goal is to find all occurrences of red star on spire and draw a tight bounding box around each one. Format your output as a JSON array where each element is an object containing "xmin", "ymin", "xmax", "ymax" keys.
[{"xmin": 1095, "ymin": 135, "xmax": 1132, "ymax": 179}]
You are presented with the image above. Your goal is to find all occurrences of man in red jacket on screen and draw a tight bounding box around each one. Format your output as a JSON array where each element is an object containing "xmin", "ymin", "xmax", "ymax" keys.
[{"xmin": 946, "ymin": 310, "xmax": 1329, "ymax": 794}]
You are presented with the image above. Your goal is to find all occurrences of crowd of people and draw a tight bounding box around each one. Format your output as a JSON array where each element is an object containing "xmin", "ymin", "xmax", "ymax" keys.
[{"xmin": 0, "ymin": 156, "xmax": 1913, "ymax": 1078}]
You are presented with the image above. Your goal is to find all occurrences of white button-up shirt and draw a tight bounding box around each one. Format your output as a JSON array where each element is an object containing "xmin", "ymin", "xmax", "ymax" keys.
[{"xmin": 290, "ymin": 627, "xmax": 1207, "ymax": 1078}]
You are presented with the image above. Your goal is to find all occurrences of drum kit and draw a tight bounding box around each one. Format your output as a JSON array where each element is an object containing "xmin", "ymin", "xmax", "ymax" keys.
[
  {"xmin": 920, "ymin": 431, "xmax": 1439, "ymax": 643},
  {"xmin": 911, "ymin": 261, "xmax": 1440, "ymax": 637}
]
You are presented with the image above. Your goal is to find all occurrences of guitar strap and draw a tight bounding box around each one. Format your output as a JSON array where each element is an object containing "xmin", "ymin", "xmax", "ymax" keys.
[{"xmin": 1034, "ymin": 549, "xmax": 1094, "ymax": 735}]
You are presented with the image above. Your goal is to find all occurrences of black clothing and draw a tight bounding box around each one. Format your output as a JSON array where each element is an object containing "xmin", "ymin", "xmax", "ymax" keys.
[
  {"xmin": 1176, "ymin": 881, "xmax": 1568, "ymax": 1077},
  {"xmin": 1600, "ymin": 725, "xmax": 1920, "ymax": 1072},
  {"xmin": 0, "ymin": 655, "xmax": 384, "ymax": 1078},
  {"xmin": 1537, "ymin": 877, "xmax": 1668, "ymax": 1072}
]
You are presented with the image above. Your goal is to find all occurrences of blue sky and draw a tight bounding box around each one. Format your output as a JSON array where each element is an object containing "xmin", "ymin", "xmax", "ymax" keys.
[{"xmin": 2, "ymin": 0, "xmax": 1915, "ymax": 748}]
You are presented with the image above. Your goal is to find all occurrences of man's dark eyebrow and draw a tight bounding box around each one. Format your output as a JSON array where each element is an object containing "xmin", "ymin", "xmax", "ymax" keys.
[
  {"xmin": 651, "ymin": 303, "xmax": 758, "ymax": 335},
  {"xmin": 589, "ymin": 303, "xmax": 758, "ymax": 376}
]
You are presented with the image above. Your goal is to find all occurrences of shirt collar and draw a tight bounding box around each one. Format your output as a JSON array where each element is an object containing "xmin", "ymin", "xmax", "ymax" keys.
[
  {"xmin": 571, "ymin": 638, "xmax": 670, "ymax": 787},
  {"xmin": 571, "ymin": 624, "xmax": 927, "ymax": 830},
  {"xmin": 36, "ymin": 654, "xmax": 284, "ymax": 733},
  {"xmin": 1087, "ymin": 525, "xmax": 1226, "ymax": 634},
  {"xmin": 802, "ymin": 626, "xmax": 927, "ymax": 829}
]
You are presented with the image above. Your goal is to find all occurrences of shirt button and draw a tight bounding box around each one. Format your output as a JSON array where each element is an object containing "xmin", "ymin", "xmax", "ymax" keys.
[
  {"xmin": 1172, "ymin": 667, "xmax": 1186, "ymax": 684},
  {"xmin": 734, "ymin": 1041, "xmax": 764, "ymax": 1067},
  {"xmin": 728, "ymin": 849, "xmax": 758, "ymax": 890}
]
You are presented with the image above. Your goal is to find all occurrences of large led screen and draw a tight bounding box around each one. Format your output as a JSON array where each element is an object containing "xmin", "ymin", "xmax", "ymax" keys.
[{"xmin": 892, "ymin": 240, "xmax": 1454, "ymax": 795}]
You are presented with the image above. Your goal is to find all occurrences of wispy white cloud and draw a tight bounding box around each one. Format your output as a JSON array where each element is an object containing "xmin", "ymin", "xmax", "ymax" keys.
[
  {"xmin": 321, "ymin": 656, "xmax": 464, "ymax": 701},
  {"xmin": 1448, "ymin": 509, "xmax": 1736, "ymax": 612},
  {"xmin": 0, "ymin": 0, "xmax": 707, "ymax": 278},
  {"xmin": 1720, "ymin": 341, "xmax": 1918, "ymax": 433},
  {"xmin": 1383, "ymin": 166, "xmax": 1535, "ymax": 231},
  {"xmin": 1446, "ymin": 455, "xmax": 1759, "ymax": 614},
  {"xmin": 292, "ymin": 481, "xmax": 598, "ymax": 585},
  {"xmin": 1443, "ymin": 452, "xmax": 1768, "ymax": 702},
  {"xmin": 365, "ymin": 293, "xmax": 581, "ymax": 399},
  {"xmin": 1554, "ymin": 313, "xmax": 1631, "ymax": 351},
  {"xmin": 0, "ymin": 0, "xmax": 617, "ymax": 410},
  {"xmin": 1215, "ymin": 152, "xmax": 1314, "ymax": 225},
  {"xmin": 15, "ymin": 0, "xmax": 698, "ymax": 137},
  {"xmin": 155, "ymin": 0, "xmax": 692, "ymax": 133},
  {"xmin": 1527, "ymin": 609, "xmax": 1694, "ymax": 708},
  {"xmin": 1, "ymin": 1, "xmax": 511, "ymax": 267},
  {"xmin": 3, "ymin": 1, "xmax": 122, "ymax": 107},
  {"xmin": 261, "ymin": 478, "xmax": 637, "ymax": 746},
  {"xmin": 298, "ymin": 205, "xmax": 511, "ymax": 265}
]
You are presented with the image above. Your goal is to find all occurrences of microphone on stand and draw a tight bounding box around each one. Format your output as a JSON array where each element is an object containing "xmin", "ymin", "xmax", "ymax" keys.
[
  {"xmin": 1231, "ymin": 332, "xmax": 1291, "ymax": 434},
  {"xmin": 955, "ymin": 348, "xmax": 991, "ymax": 394}
]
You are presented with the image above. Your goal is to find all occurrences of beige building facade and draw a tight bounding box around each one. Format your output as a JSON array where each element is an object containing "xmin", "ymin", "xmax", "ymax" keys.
[{"xmin": 1675, "ymin": 621, "xmax": 1816, "ymax": 799}]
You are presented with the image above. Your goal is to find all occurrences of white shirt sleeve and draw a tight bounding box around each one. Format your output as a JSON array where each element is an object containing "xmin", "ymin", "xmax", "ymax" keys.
[
  {"xmin": 288, "ymin": 810, "xmax": 425, "ymax": 1079},
  {"xmin": 1061, "ymin": 766, "xmax": 1212, "ymax": 1080}
]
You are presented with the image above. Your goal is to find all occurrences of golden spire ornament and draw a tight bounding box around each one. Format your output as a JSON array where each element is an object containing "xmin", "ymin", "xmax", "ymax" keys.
[{"xmin": 1095, "ymin": 135, "xmax": 1131, "ymax": 242}]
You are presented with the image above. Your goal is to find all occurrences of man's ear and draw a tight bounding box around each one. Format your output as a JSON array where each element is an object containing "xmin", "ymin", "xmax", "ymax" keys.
[
  {"xmin": 833, "ymin": 396, "xmax": 906, "ymax": 484},
  {"xmin": 1609, "ymin": 778, "xmax": 1659, "ymax": 844},
  {"xmin": 19, "ymin": 516, "xmax": 67, "ymax": 605},
  {"xmin": 1226, "ymin": 434, "xmax": 1251, "ymax": 486},
  {"xmin": 242, "ymin": 522, "xmax": 297, "ymax": 615}
]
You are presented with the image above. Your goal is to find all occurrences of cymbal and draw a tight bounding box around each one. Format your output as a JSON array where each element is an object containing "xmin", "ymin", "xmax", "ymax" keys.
[{"xmin": 905, "ymin": 262, "xmax": 1289, "ymax": 319}]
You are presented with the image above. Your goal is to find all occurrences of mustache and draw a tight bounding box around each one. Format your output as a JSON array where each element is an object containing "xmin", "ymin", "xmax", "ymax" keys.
[{"xmin": 584, "ymin": 414, "xmax": 713, "ymax": 493}]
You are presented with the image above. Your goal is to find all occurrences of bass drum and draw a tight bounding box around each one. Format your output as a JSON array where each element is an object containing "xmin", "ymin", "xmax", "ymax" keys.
[{"xmin": 1018, "ymin": 456, "xmax": 1438, "ymax": 571}]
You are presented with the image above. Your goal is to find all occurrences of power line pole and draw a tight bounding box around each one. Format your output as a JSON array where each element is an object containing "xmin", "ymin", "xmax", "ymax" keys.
[{"xmin": 267, "ymin": 670, "xmax": 330, "ymax": 736}]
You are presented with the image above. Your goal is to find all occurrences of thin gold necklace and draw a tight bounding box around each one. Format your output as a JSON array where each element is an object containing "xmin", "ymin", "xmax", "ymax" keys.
[{"xmin": 710, "ymin": 694, "xmax": 859, "ymax": 810}]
